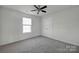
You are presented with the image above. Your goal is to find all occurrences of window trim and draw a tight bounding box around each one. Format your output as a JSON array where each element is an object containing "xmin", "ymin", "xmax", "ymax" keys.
[{"xmin": 22, "ymin": 17, "xmax": 32, "ymax": 33}]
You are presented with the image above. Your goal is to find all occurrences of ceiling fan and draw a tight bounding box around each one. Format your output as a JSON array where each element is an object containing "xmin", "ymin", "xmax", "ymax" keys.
[{"xmin": 31, "ymin": 5, "xmax": 47, "ymax": 14}]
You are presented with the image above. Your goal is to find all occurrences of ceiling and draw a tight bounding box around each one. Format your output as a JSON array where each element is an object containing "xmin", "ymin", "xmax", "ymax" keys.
[{"xmin": 2, "ymin": 5, "xmax": 79, "ymax": 16}]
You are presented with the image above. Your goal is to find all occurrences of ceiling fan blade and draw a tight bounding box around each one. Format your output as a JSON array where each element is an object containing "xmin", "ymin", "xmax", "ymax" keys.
[
  {"xmin": 41, "ymin": 10, "xmax": 46, "ymax": 13},
  {"xmin": 34, "ymin": 5, "xmax": 39, "ymax": 9},
  {"xmin": 31, "ymin": 9, "xmax": 37, "ymax": 11},
  {"xmin": 40, "ymin": 5, "xmax": 47, "ymax": 9}
]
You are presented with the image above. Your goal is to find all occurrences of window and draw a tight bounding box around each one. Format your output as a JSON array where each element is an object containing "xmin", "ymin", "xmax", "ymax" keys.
[{"xmin": 22, "ymin": 17, "xmax": 32, "ymax": 33}]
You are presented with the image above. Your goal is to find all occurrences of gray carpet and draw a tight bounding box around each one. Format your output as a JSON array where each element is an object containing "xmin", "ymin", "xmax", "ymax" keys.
[{"xmin": 0, "ymin": 36, "xmax": 79, "ymax": 53}]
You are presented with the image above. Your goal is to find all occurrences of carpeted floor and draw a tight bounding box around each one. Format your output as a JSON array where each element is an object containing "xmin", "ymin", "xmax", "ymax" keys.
[{"xmin": 0, "ymin": 36, "xmax": 79, "ymax": 53}]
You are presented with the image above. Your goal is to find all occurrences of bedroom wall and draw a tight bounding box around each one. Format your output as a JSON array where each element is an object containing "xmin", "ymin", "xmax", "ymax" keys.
[
  {"xmin": 0, "ymin": 7, "xmax": 41, "ymax": 46},
  {"xmin": 0, "ymin": 7, "xmax": 2, "ymax": 42},
  {"xmin": 41, "ymin": 6, "xmax": 79, "ymax": 46}
]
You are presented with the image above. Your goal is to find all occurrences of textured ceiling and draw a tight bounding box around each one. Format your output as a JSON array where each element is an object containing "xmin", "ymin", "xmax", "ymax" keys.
[{"xmin": 2, "ymin": 5, "xmax": 79, "ymax": 16}]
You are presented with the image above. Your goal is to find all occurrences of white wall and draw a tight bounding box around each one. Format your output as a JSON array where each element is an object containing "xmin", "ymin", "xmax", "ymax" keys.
[
  {"xmin": 0, "ymin": 7, "xmax": 41, "ymax": 46},
  {"xmin": 0, "ymin": 7, "xmax": 2, "ymax": 41},
  {"xmin": 42, "ymin": 7, "xmax": 79, "ymax": 46}
]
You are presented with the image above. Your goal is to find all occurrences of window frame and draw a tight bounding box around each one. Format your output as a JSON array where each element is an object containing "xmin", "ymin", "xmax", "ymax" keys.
[{"xmin": 22, "ymin": 17, "xmax": 32, "ymax": 33}]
